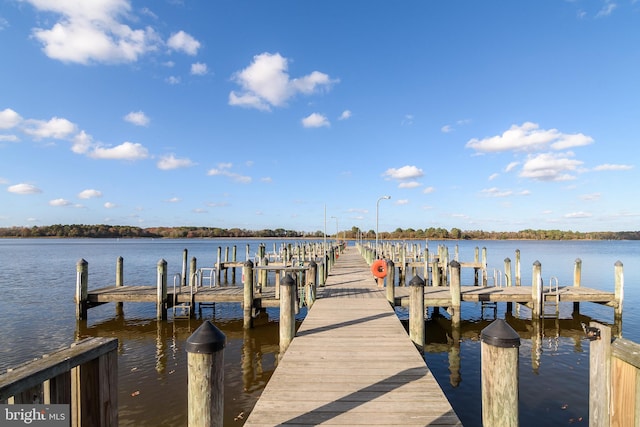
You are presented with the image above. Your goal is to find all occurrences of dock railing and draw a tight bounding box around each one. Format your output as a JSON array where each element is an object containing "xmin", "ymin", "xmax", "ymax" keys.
[{"xmin": 0, "ymin": 337, "xmax": 118, "ymax": 427}]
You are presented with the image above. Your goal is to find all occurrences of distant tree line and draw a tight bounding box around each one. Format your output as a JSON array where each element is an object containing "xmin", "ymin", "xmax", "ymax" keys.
[
  {"xmin": 0, "ymin": 224, "xmax": 639, "ymax": 240},
  {"xmin": 0, "ymin": 224, "xmax": 310, "ymax": 239}
]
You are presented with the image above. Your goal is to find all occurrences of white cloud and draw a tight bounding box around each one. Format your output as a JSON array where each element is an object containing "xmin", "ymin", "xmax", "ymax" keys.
[
  {"xmin": 291, "ymin": 71, "xmax": 333, "ymax": 93},
  {"xmin": 229, "ymin": 52, "xmax": 337, "ymax": 111},
  {"xmin": 441, "ymin": 125, "xmax": 453, "ymax": 133},
  {"xmin": 191, "ymin": 62, "xmax": 208, "ymax": 75},
  {"xmin": 49, "ymin": 198, "xmax": 71, "ymax": 206},
  {"xmin": 505, "ymin": 161, "xmax": 519, "ymax": 172},
  {"xmin": 398, "ymin": 181, "xmax": 421, "ymax": 189},
  {"xmin": 157, "ymin": 154, "xmax": 195, "ymax": 170},
  {"xmin": 596, "ymin": 1, "xmax": 617, "ymax": 17},
  {"xmin": 565, "ymin": 211, "xmax": 592, "ymax": 219},
  {"xmin": 395, "ymin": 199, "xmax": 409, "ymax": 205},
  {"xmin": 207, "ymin": 163, "xmax": 251, "ymax": 183},
  {"xmin": 24, "ymin": 0, "xmax": 161, "ymax": 64},
  {"xmin": 338, "ymin": 110, "xmax": 352, "ymax": 120},
  {"xmin": 466, "ymin": 122, "xmax": 593, "ymax": 153},
  {"xmin": 383, "ymin": 165, "xmax": 424, "ymax": 181},
  {"xmin": 488, "ymin": 173, "xmax": 499, "ymax": 181},
  {"xmin": 580, "ymin": 193, "xmax": 601, "ymax": 201},
  {"xmin": 165, "ymin": 197, "xmax": 181, "ymax": 203},
  {"xmin": 401, "ymin": 115, "xmax": 414, "ymax": 126},
  {"xmin": 104, "ymin": 202, "xmax": 117, "ymax": 209},
  {"xmin": 423, "ymin": 186, "xmax": 435, "ymax": 194},
  {"xmin": 90, "ymin": 141, "xmax": 149, "ymax": 160},
  {"xmin": 519, "ymin": 152, "xmax": 583, "ymax": 182},
  {"xmin": 8, "ymin": 183, "xmax": 42, "ymax": 194},
  {"xmin": 167, "ymin": 30, "xmax": 201, "ymax": 55},
  {"xmin": 166, "ymin": 76, "xmax": 181, "ymax": 85},
  {"xmin": 78, "ymin": 189, "xmax": 102, "ymax": 199},
  {"xmin": 71, "ymin": 131, "xmax": 93, "ymax": 154},
  {"xmin": 0, "ymin": 108, "xmax": 22, "ymax": 129},
  {"xmin": 22, "ymin": 117, "xmax": 77, "ymax": 140},
  {"xmin": 0, "ymin": 135, "xmax": 19, "ymax": 142},
  {"xmin": 593, "ymin": 163, "xmax": 633, "ymax": 171},
  {"xmin": 302, "ymin": 113, "xmax": 330, "ymax": 128},
  {"xmin": 124, "ymin": 111, "xmax": 150, "ymax": 126},
  {"xmin": 480, "ymin": 187, "xmax": 513, "ymax": 198}
]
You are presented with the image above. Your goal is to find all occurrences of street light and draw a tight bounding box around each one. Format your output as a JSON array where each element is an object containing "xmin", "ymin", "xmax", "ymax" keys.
[
  {"xmin": 376, "ymin": 195, "xmax": 391, "ymax": 259},
  {"xmin": 330, "ymin": 216, "xmax": 339, "ymax": 242}
]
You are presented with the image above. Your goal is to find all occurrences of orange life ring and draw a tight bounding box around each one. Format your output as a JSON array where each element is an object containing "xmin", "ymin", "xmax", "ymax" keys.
[{"xmin": 371, "ymin": 259, "xmax": 387, "ymax": 279}]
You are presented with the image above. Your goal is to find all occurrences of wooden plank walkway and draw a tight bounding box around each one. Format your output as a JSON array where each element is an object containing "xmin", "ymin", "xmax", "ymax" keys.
[{"xmin": 244, "ymin": 247, "xmax": 462, "ymax": 427}]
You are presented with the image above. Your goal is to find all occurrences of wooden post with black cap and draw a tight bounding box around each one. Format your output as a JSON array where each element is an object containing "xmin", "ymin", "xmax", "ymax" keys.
[
  {"xmin": 481, "ymin": 319, "xmax": 521, "ymax": 427},
  {"xmin": 186, "ymin": 321, "xmax": 226, "ymax": 427}
]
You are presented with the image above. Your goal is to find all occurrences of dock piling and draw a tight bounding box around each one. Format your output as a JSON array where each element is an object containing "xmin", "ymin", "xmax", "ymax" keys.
[
  {"xmin": 157, "ymin": 259, "xmax": 167, "ymax": 320},
  {"xmin": 243, "ymin": 260, "xmax": 254, "ymax": 329},
  {"xmin": 531, "ymin": 261, "xmax": 542, "ymax": 319},
  {"xmin": 75, "ymin": 259, "xmax": 88, "ymax": 320},
  {"xmin": 182, "ymin": 249, "xmax": 188, "ymax": 287},
  {"xmin": 409, "ymin": 275, "xmax": 425, "ymax": 350},
  {"xmin": 449, "ymin": 261, "xmax": 462, "ymax": 328},
  {"xmin": 190, "ymin": 257, "xmax": 197, "ymax": 287},
  {"xmin": 116, "ymin": 256, "xmax": 123, "ymax": 316},
  {"xmin": 614, "ymin": 261, "xmax": 624, "ymax": 324},
  {"xmin": 305, "ymin": 260, "xmax": 317, "ymax": 308},
  {"xmin": 186, "ymin": 321, "xmax": 226, "ymax": 427},
  {"xmin": 279, "ymin": 274, "xmax": 296, "ymax": 356},
  {"xmin": 481, "ymin": 319, "xmax": 520, "ymax": 427},
  {"xmin": 386, "ymin": 259, "xmax": 395, "ymax": 305}
]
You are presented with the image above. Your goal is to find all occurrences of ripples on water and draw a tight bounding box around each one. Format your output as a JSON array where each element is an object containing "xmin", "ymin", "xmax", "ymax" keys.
[{"xmin": 1, "ymin": 238, "xmax": 638, "ymax": 426}]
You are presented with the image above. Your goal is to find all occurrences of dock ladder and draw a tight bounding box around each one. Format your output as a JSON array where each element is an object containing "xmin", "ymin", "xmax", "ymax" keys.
[
  {"xmin": 195, "ymin": 267, "xmax": 217, "ymax": 314},
  {"xmin": 542, "ymin": 276, "xmax": 560, "ymax": 318},
  {"xmin": 172, "ymin": 273, "xmax": 192, "ymax": 319},
  {"xmin": 481, "ymin": 268, "xmax": 503, "ymax": 318}
]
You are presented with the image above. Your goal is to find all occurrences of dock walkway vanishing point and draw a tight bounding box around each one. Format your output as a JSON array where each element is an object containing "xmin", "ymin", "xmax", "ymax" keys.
[{"xmin": 244, "ymin": 246, "xmax": 462, "ymax": 427}]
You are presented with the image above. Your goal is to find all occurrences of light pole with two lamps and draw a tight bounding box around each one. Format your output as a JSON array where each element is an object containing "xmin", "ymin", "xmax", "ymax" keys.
[{"xmin": 376, "ymin": 195, "xmax": 391, "ymax": 259}]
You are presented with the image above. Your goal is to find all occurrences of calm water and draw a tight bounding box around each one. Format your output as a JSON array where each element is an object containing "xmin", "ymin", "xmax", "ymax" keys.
[{"xmin": 1, "ymin": 238, "xmax": 638, "ymax": 426}]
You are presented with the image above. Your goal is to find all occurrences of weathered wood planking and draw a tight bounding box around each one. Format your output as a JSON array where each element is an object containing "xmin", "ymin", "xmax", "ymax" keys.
[
  {"xmin": 243, "ymin": 247, "xmax": 462, "ymax": 427},
  {"xmin": 87, "ymin": 285, "xmax": 281, "ymax": 306}
]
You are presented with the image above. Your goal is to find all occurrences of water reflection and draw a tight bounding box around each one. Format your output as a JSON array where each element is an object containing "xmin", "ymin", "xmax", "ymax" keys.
[
  {"xmin": 400, "ymin": 306, "xmax": 618, "ymax": 388},
  {"xmin": 74, "ymin": 306, "xmax": 283, "ymax": 426}
]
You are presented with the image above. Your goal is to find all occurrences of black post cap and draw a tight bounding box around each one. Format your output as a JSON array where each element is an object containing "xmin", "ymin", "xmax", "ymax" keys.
[
  {"xmin": 409, "ymin": 275, "xmax": 425, "ymax": 287},
  {"xmin": 186, "ymin": 321, "xmax": 226, "ymax": 354},
  {"xmin": 481, "ymin": 319, "xmax": 520, "ymax": 348}
]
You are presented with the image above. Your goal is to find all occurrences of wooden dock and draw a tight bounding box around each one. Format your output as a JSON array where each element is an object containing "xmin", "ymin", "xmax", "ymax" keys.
[{"xmin": 243, "ymin": 246, "xmax": 462, "ymax": 427}]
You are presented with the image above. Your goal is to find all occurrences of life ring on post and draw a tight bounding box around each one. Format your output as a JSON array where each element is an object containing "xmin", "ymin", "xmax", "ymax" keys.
[{"xmin": 371, "ymin": 259, "xmax": 387, "ymax": 279}]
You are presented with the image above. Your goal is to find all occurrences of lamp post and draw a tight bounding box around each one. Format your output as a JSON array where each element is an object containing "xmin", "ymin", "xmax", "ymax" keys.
[{"xmin": 376, "ymin": 195, "xmax": 391, "ymax": 259}]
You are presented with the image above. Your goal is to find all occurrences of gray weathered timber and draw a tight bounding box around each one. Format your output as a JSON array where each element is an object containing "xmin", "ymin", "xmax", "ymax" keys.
[{"xmin": 243, "ymin": 246, "xmax": 462, "ymax": 427}]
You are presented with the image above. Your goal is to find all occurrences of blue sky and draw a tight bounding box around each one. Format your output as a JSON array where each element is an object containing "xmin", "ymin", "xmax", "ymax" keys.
[{"xmin": 1, "ymin": 0, "xmax": 639, "ymax": 234}]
